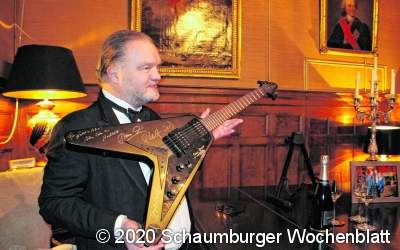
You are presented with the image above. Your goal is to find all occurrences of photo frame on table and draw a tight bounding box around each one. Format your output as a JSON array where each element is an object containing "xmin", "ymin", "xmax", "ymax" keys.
[
  {"xmin": 319, "ymin": 0, "xmax": 379, "ymax": 57},
  {"xmin": 350, "ymin": 161, "xmax": 400, "ymax": 203},
  {"xmin": 131, "ymin": 0, "xmax": 242, "ymax": 79}
]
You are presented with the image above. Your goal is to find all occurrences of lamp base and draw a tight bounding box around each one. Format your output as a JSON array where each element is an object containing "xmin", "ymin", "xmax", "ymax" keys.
[
  {"xmin": 366, "ymin": 155, "xmax": 378, "ymax": 161},
  {"xmin": 8, "ymin": 157, "xmax": 36, "ymax": 170}
]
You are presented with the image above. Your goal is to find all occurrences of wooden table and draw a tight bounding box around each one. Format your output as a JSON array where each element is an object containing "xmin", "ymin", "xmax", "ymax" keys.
[{"xmin": 188, "ymin": 186, "xmax": 400, "ymax": 250}]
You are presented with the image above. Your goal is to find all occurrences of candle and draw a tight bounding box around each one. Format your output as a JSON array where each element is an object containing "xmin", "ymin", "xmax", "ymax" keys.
[
  {"xmin": 391, "ymin": 69, "xmax": 396, "ymax": 95},
  {"xmin": 355, "ymin": 71, "xmax": 360, "ymax": 96},
  {"xmin": 371, "ymin": 69, "xmax": 375, "ymax": 95},
  {"xmin": 373, "ymin": 55, "xmax": 378, "ymax": 86}
]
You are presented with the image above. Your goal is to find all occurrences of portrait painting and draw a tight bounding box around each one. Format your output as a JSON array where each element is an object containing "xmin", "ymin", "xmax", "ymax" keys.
[
  {"xmin": 131, "ymin": 0, "xmax": 241, "ymax": 78},
  {"xmin": 351, "ymin": 161, "xmax": 400, "ymax": 203},
  {"xmin": 320, "ymin": 0, "xmax": 379, "ymax": 57}
]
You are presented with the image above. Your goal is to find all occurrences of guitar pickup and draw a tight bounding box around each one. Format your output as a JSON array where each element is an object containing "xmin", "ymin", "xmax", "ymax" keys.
[
  {"xmin": 162, "ymin": 118, "xmax": 210, "ymax": 157},
  {"xmin": 163, "ymin": 134, "xmax": 185, "ymax": 157},
  {"xmin": 162, "ymin": 128, "xmax": 190, "ymax": 157}
]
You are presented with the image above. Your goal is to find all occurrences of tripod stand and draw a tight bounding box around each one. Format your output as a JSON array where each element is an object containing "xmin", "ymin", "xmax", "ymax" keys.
[{"xmin": 266, "ymin": 132, "xmax": 317, "ymax": 208}]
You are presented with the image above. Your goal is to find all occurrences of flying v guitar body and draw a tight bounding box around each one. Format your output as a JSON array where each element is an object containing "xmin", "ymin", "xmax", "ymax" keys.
[{"xmin": 65, "ymin": 115, "xmax": 212, "ymax": 242}]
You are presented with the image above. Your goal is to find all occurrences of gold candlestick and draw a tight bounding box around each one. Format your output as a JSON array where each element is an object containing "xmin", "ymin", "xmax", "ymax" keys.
[{"xmin": 353, "ymin": 79, "xmax": 396, "ymax": 161}]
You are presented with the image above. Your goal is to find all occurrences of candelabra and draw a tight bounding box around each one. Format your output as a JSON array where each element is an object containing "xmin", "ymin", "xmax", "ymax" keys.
[{"xmin": 354, "ymin": 79, "xmax": 396, "ymax": 161}]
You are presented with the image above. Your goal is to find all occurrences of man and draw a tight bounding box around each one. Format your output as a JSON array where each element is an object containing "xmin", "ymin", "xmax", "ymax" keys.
[
  {"xmin": 38, "ymin": 30, "xmax": 242, "ymax": 250},
  {"xmin": 327, "ymin": 0, "xmax": 371, "ymax": 51}
]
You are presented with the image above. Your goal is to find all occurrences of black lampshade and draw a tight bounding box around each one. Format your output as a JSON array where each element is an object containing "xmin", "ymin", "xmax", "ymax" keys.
[
  {"xmin": 0, "ymin": 61, "xmax": 11, "ymax": 91},
  {"xmin": 363, "ymin": 126, "xmax": 400, "ymax": 155},
  {"xmin": 0, "ymin": 77, "xmax": 6, "ymax": 92},
  {"xmin": 2, "ymin": 45, "xmax": 86, "ymax": 99}
]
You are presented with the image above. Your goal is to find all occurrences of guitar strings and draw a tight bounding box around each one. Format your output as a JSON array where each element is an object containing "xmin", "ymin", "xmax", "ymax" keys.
[
  {"xmin": 160, "ymin": 86, "xmax": 270, "ymax": 150},
  {"xmin": 123, "ymin": 85, "xmax": 272, "ymax": 150},
  {"xmin": 159, "ymin": 86, "xmax": 271, "ymax": 149},
  {"xmin": 162, "ymin": 91, "xmax": 259, "ymax": 148},
  {"xmin": 165, "ymin": 91, "xmax": 264, "ymax": 147}
]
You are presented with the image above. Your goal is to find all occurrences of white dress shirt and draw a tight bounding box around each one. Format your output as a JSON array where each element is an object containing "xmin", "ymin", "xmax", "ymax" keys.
[{"xmin": 103, "ymin": 90, "xmax": 191, "ymax": 249}]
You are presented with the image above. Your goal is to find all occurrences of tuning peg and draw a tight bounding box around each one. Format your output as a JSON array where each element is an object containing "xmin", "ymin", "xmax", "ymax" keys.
[
  {"xmin": 257, "ymin": 80, "xmax": 268, "ymax": 86},
  {"xmin": 268, "ymin": 92, "xmax": 278, "ymax": 100}
]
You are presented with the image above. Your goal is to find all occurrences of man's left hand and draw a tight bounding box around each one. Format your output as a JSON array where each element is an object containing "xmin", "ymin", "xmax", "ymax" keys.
[{"xmin": 200, "ymin": 108, "xmax": 243, "ymax": 140}]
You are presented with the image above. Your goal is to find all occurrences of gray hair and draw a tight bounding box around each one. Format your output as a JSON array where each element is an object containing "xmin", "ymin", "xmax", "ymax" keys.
[
  {"xmin": 96, "ymin": 30, "xmax": 154, "ymax": 82},
  {"xmin": 341, "ymin": 0, "xmax": 357, "ymax": 9}
]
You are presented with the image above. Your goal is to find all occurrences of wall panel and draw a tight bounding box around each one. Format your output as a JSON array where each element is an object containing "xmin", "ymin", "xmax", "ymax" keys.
[{"xmin": 0, "ymin": 84, "xmax": 399, "ymax": 189}]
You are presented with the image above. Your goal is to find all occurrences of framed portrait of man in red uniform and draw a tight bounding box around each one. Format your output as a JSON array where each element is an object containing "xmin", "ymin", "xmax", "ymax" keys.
[{"xmin": 320, "ymin": 0, "xmax": 379, "ymax": 57}]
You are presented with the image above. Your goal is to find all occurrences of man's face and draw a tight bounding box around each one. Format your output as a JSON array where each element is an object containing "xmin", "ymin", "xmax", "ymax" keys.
[
  {"xmin": 345, "ymin": 3, "xmax": 357, "ymax": 17},
  {"xmin": 113, "ymin": 39, "xmax": 161, "ymax": 107}
]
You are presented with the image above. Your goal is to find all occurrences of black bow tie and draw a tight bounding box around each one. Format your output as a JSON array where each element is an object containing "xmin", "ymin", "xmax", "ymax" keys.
[{"xmin": 111, "ymin": 104, "xmax": 144, "ymax": 123}]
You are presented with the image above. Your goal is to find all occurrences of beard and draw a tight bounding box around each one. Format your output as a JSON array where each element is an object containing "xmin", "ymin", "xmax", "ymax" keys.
[{"xmin": 132, "ymin": 86, "xmax": 160, "ymax": 107}]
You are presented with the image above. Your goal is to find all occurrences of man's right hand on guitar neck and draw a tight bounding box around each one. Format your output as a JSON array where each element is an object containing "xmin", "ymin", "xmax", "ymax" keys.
[{"xmin": 200, "ymin": 108, "xmax": 243, "ymax": 140}]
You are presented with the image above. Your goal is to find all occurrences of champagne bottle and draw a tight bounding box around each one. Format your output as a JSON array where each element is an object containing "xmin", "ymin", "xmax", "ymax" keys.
[{"xmin": 311, "ymin": 155, "xmax": 334, "ymax": 231}]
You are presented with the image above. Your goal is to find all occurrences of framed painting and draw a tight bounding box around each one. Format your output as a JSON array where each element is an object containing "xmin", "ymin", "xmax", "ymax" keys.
[
  {"xmin": 320, "ymin": 0, "xmax": 379, "ymax": 57},
  {"xmin": 350, "ymin": 161, "xmax": 400, "ymax": 203},
  {"xmin": 131, "ymin": 0, "xmax": 242, "ymax": 79}
]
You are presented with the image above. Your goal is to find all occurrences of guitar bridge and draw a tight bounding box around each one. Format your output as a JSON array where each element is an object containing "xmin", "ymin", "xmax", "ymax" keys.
[{"xmin": 162, "ymin": 118, "xmax": 210, "ymax": 157}]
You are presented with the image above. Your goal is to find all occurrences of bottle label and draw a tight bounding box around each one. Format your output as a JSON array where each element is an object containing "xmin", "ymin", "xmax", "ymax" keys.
[{"xmin": 322, "ymin": 211, "xmax": 333, "ymax": 226}]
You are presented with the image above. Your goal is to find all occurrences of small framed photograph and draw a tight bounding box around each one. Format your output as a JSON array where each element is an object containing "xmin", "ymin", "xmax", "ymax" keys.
[
  {"xmin": 350, "ymin": 161, "xmax": 400, "ymax": 203},
  {"xmin": 320, "ymin": 0, "xmax": 379, "ymax": 57}
]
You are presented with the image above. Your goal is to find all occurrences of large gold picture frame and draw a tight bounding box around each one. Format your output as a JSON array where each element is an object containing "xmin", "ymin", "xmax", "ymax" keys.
[
  {"xmin": 320, "ymin": 0, "xmax": 379, "ymax": 57},
  {"xmin": 131, "ymin": 0, "xmax": 241, "ymax": 79}
]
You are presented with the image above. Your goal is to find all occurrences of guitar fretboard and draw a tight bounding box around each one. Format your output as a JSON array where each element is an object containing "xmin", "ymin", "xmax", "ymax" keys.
[{"xmin": 201, "ymin": 84, "xmax": 273, "ymax": 131}]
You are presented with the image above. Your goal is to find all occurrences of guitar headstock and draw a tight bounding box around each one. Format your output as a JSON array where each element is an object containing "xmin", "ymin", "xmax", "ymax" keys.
[{"xmin": 257, "ymin": 80, "xmax": 278, "ymax": 100}]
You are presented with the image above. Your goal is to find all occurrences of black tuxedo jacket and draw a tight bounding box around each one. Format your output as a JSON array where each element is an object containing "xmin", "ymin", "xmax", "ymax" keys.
[{"xmin": 39, "ymin": 92, "xmax": 160, "ymax": 249}]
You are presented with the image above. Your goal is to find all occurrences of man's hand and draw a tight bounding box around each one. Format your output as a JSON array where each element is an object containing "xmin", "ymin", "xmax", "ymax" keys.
[
  {"xmin": 200, "ymin": 108, "xmax": 243, "ymax": 140},
  {"xmin": 121, "ymin": 218, "xmax": 164, "ymax": 250}
]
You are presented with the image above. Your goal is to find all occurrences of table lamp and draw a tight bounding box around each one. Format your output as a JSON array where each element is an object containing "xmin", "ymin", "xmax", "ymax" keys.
[{"xmin": 1, "ymin": 45, "xmax": 87, "ymax": 166}]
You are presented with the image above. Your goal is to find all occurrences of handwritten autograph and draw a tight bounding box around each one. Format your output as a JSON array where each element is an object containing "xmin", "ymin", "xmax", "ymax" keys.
[
  {"xmin": 67, "ymin": 127, "xmax": 101, "ymax": 141},
  {"xmin": 125, "ymin": 121, "xmax": 175, "ymax": 144},
  {"xmin": 102, "ymin": 130, "xmax": 119, "ymax": 142}
]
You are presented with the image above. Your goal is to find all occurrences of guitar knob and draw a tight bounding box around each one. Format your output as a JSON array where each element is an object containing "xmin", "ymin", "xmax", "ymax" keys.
[
  {"xmin": 172, "ymin": 176, "xmax": 180, "ymax": 184},
  {"xmin": 176, "ymin": 163, "xmax": 185, "ymax": 172},
  {"xmin": 167, "ymin": 189, "xmax": 177, "ymax": 198}
]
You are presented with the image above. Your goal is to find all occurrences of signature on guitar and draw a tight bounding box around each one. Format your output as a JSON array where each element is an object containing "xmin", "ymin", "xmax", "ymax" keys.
[
  {"xmin": 102, "ymin": 130, "xmax": 119, "ymax": 142},
  {"xmin": 128, "ymin": 121, "xmax": 176, "ymax": 144},
  {"xmin": 130, "ymin": 125, "xmax": 161, "ymax": 143}
]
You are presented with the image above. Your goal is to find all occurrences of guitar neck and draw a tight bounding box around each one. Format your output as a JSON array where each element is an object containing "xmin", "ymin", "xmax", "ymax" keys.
[{"xmin": 201, "ymin": 85, "xmax": 270, "ymax": 131}]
